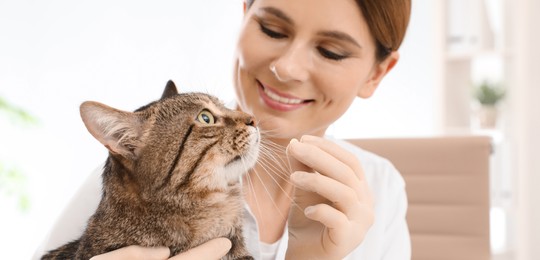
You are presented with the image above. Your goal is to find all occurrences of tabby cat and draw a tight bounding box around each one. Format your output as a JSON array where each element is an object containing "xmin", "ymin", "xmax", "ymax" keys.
[{"xmin": 42, "ymin": 81, "xmax": 258, "ymax": 260}]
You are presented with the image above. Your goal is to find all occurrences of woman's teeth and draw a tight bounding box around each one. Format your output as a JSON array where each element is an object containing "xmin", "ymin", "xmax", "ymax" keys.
[{"xmin": 263, "ymin": 87, "xmax": 303, "ymax": 104}]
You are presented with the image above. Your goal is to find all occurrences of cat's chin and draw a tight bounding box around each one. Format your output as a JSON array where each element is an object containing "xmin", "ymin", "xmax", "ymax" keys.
[
  {"xmin": 223, "ymin": 132, "xmax": 260, "ymax": 185},
  {"xmin": 223, "ymin": 159, "xmax": 254, "ymax": 184}
]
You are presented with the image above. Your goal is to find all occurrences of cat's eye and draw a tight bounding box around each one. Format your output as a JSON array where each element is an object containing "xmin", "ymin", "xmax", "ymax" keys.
[{"xmin": 197, "ymin": 110, "xmax": 215, "ymax": 124}]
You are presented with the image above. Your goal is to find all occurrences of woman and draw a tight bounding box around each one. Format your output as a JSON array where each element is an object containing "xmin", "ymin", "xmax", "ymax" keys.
[{"xmin": 35, "ymin": 0, "xmax": 411, "ymax": 259}]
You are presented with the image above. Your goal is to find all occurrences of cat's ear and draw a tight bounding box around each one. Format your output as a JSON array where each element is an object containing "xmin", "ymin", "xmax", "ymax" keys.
[
  {"xmin": 161, "ymin": 80, "xmax": 179, "ymax": 99},
  {"xmin": 80, "ymin": 101, "xmax": 143, "ymax": 160}
]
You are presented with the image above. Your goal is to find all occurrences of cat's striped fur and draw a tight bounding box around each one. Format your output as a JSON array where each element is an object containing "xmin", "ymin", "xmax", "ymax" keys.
[{"xmin": 42, "ymin": 81, "xmax": 258, "ymax": 260}]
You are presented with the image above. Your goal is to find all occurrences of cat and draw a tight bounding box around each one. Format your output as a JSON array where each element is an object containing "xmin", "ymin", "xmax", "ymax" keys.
[{"xmin": 42, "ymin": 80, "xmax": 258, "ymax": 260}]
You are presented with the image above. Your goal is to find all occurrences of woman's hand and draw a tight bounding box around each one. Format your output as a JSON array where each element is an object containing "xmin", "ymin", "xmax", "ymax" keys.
[
  {"xmin": 169, "ymin": 238, "xmax": 231, "ymax": 260},
  {"xmin": 285, "ymin": 135, "xmax": 374, "ymax": 260},
  {"xmin": 89, "ymin": 237, "xmax": 232, "ymax": 260}
]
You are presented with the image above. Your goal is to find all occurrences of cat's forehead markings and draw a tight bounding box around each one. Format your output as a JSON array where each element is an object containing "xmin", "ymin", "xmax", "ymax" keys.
[{"xmin": 204, "ymin": 100, "xmax": 224, "ymax": 117}]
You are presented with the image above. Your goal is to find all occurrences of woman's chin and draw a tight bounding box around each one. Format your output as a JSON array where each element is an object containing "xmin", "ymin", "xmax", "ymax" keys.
[{"xmin": 258, "ymin": 120, "xmax": 295, "ymax": 140}]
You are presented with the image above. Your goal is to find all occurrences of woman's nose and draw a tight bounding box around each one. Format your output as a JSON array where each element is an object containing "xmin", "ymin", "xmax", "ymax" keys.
[{"xmin": 270, "ymin": 44, "xmax": 310, "ymax": 83}]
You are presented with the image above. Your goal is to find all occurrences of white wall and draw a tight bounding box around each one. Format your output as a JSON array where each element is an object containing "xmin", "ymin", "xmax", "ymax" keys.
[
  {"xmin": 332, "ymin": 0, "xmax": 441, "ymax": 138},
  {"xmin": 0, "ymin": 1, "xmax": 439, "ymax": 259},
  {"xmin": 508, "ymin": 0, "xmax": 540, "ymax": 259}
]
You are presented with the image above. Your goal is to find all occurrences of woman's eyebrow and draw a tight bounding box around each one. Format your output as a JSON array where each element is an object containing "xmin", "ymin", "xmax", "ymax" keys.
[
  {"xmin": 318, "ymin": 31, "xmax": 362, "ymax": 48},
  {"xmin": 258, "ymin": 7, "xmax": 361, "ymax": 49},
  {"xmin": 259, "ymin": 7, "xmax": 294, "ymax": 25}
]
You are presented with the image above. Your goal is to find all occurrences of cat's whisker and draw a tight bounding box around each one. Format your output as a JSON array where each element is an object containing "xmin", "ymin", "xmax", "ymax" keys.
[
  {"xmin": 259, "ymin": 140, "xmax": 288, "ymax": 155},
  {"xmin": 244, "ymin": 171, "xmax": 266, "ymax": 227},
  {"xmin": 257, "ymin": 137, "xmax": 307, "ymax": 212},
  {"xmin": 241, "ymin": 129, "xmax": 306, "ymax": 219},
  {"xmin": 256, "ymin": 161, "xmax": 293, "ymax": 193},
  {"xmin": 254, "ymin": 158, "xmax": 305, "ymax": 213},
  {"xmin": 259, "ymin": 137, "xmax": 287, "ymax": 153},
  {"xmin": 259, "ymin": 141, "xmax": 292, "ymax": 173},
  {"xmin": 250, "ymin": 167, "xmax": 290, "ymax": 222},
  {"xmin": 256, "ymin": 123, "xmax": 285, "ymax": 138},
  {"xmin": 257, "ymin": 151, "xmax": 288, "ymax": 177},
  {"xmin": 254, "ymin": 148, "xmax": 294, "ymax": 187},
  {"xmin": 256, "ymin": 157, "xmax": 294, "ymax": 192},
  {"xmin": 257, "ymin": 155, "xmax": 292, "ymax": 184},
  {"xmin": 259, "ymin": 132, "xmax": 286, "ymax": 142},
  {"xmin": 261, "ymin": 147, "xmax": 291, "ymax": 173}
]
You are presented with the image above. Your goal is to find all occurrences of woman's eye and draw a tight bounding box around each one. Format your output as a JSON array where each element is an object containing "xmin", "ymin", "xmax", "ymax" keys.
[
  {"xmin": 317, "ymin": 46, "xmax": 348, "ymax": 61},
  {"xmin": 197, "ymin": 110, "xmax": 215, "ymax": 124},
  {"xmin": 259, "ymin": 23, "xmax": 287, "ymax": 39}
]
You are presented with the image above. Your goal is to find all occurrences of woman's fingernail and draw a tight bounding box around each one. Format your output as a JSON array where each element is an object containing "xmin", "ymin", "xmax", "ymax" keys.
[
  {"xmin": 290, "ymin": 172, "xmax": 302, "ymax": 183},
  {"xmin": 286, "ymin": 138, "xmax": 298, "ymax": 155},
  {"xmin": 216, "ymin": 238, "xmax": 232, "ymax": 253},
  {"xmin": 304, "ymin": 206, "xmax": 315, "ymax": 216},
  {"xmin": 300, "ymin": 135, "xmax": 316, "ymax": 142}
]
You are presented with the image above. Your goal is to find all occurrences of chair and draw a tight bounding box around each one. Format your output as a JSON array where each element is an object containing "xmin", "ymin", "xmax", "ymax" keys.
[{"xmin": 348, "ymin": 136, "xmax": 491, "ymax": 260}]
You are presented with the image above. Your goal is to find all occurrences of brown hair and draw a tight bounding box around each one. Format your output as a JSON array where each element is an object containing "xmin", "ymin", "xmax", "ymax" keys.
[{"xmin": 245, "ymin": 0, "xmax": 411, "ymax": 61}]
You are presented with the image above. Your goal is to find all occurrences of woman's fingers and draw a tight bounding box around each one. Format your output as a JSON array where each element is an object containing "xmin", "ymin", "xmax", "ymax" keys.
[
  {"xmin": 303, "ymin": 203, "xmax": 348, "ymax": 229},
  {"xmin": 299, "ymin": 135, "xmax": 366, "ymax": 181},
  {"xmin": 170, "ymin": 237, "xmax": 231, "ymax": 260},
  {"xmin": 287, "ymin": 135, "xmax": 374, "ymax": 220},
  {"xmin": 90, "ymin": 238, "xmax": 231, "ymax": 260},
  {"xmin": 287, "ymin": 139, "xmax": 358, "ymax": 186},
  {"xmin": 291, "ymin": 171, "xmax": 364, "ymax": 215},
  {"xmin": 89, "ymin": 246, "xmax": 170, "ymax": 260},
  {"xmin": 304, "ymin": 203, "xmax": 374, "ymax": 248},
  {"xmin": 305, "ymin": 203, "xmax": 374, "ymax": 229},
  {"xmin": 287, "ymin": 137, "xmax": 369, "ymax": 200}
]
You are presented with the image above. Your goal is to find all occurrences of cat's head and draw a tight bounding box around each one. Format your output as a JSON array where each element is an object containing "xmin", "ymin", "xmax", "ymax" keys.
[{"xmin": 79, "ymin": 80, "xmax": 260, "ymax": 195}]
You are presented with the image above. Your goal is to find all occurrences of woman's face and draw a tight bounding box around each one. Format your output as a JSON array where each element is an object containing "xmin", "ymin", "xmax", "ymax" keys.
[{"xmin": 235, "ymin": 0, "xmax": 396, "ymax": 140}]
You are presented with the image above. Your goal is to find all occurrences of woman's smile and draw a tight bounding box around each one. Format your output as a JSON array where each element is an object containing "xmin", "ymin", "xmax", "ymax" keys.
[{"xmin": 257, "ymin": 80, "xmax": 313, "ymax": 111}]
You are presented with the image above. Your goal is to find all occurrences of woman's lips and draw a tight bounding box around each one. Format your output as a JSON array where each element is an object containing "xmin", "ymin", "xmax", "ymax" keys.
[{"xmin": 257, "ymin": 80, "xmax": 313, "ymax": 112}]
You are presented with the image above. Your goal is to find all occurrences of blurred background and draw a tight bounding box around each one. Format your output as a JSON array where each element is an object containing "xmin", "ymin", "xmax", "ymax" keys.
[{"xmin": 0, "ymin": 0, "xmax": 538, "ymax": 259}]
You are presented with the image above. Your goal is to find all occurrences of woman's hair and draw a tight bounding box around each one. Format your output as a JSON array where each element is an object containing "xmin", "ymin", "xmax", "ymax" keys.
[{"xmin": 245, "ymin": 0, "xmax": 411, "ymax": 61}]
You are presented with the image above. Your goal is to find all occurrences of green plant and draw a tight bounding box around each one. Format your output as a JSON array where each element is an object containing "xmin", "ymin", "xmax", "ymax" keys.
[
  {"xmin": 0, "ymin": 96, "xmax": 37, "ymax": 212},
  {"xmin": 0, "ymin": 163, "xmax": 30, "ymax": 212},
  {"xmin": 0, "ymin": 97, "xmax": 38, "ymax": 124},
  {"xmin": 474, "ymin": 81, "xmax": 506, "ymax": 106}
]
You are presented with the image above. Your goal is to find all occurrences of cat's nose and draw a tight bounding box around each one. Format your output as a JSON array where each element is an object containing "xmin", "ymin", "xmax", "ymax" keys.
[{"xmin": 245, "ymin": 116, "xmax": 256, "ymax": 127}]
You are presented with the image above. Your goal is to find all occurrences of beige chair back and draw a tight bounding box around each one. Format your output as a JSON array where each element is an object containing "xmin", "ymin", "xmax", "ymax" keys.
[{"xmin": 348, "ymin": 136, "xmax": 491, "ymax": 260}]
